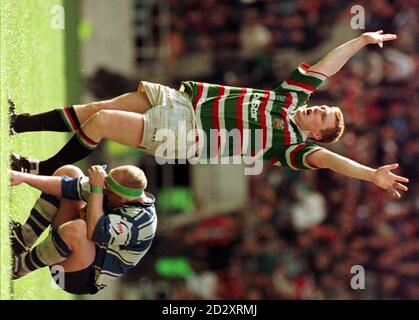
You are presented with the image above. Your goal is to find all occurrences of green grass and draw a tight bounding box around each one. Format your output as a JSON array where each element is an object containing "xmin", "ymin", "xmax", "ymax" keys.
[{"xmin": 1, "ymin": 0, "xmax": 73, "ymax": 299}]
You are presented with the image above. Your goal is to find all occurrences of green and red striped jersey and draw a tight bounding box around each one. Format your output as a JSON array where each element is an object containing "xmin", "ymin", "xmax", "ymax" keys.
[{"xmin": 181, "ymin": 63, "xmax": 328, "ymax": 170}]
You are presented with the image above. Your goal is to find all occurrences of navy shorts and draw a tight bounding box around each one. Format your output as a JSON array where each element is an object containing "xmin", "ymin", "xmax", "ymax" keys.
[{"xmin": 50, "ymin": 263, "xmax": 98, "ymax": 295}]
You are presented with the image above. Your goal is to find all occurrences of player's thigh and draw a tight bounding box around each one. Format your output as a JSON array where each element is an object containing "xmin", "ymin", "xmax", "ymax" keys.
[
  {"xmin": 93, "ymin": 110, "xmax": 145, "ymax": 148},
  {"xmin": 74, "ymin": 91, "xmax": 152, "ymax": 124},
  {"xmin": 104, "ymin": 91, "xmax": 152, "ymax": 113},
  {"xmin": 55, "ymin": 238, "xmax": 95, "ymax": 272},
  {"xmin": 56, "ymin": 220, "xmax": 96, "ymax": 272}
]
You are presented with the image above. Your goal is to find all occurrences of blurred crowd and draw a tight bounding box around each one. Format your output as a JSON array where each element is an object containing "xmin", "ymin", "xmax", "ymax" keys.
[
  {"xmin": 165, "ymin": 0, "xmax": 337, "ymax": 85},
  {"xmin": 114, "ymin": 0, "xmax": 419, "ymax": 300}
]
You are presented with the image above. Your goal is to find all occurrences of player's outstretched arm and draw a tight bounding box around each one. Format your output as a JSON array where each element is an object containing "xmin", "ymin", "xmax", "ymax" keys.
[
  {"xmin": 10, "ymin": 170, "xmax": 62, "ymax": 197},
  {"xmin": 309, "ymin": 30, "xmax": 397, "ymax": 77},
  {"xmin": 307, "ymin": 149, "xmax": 409, "ymax": 199}
]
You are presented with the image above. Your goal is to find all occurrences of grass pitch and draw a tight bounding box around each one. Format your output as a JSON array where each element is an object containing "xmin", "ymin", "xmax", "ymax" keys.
[{"xmin": 1, "ymin": 0, "xmax": 73, "ymax": 299}]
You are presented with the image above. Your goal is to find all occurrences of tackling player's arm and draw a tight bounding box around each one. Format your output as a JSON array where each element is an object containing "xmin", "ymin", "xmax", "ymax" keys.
[
  {"xmin": 85, "ymin": 165, "xmax": 106, "ymax": 240},
  {"xmin": 309, "ymin": 31, "xmax": 397, "ymax": 77},
  {"xmin": 306, "ymin": 149, "xmax": 409, "ymax": 199},
  {"xmin": 10, "ymin": 171, "xmax": 62, "ymax": 197}
]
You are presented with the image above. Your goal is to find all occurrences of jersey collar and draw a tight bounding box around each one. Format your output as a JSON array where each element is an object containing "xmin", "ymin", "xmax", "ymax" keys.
[{"xmin": 289, "ymin": 112, "xmax": 310, "ymax": 141}]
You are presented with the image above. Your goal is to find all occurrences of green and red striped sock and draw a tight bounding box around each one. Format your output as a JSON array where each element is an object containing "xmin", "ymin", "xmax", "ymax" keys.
[
  {"xmin": 38, "ymin": 128, "xmax": 99, "ymax": 175},
  {"xmin": 13, "ymin": 106, "xmax": 80, "ymax": 133}
]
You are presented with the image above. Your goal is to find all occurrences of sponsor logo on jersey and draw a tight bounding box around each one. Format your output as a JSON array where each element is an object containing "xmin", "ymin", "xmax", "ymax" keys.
[
  {"xmin": 112, "ymin": 222, "xmax": 124, "ymax": 235},
  {"xmin": 250, "ymin": 93, "xmax": 263, "ymax": 122}
]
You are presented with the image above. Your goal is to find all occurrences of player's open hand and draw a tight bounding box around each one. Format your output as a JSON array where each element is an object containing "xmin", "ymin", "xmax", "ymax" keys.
[
  {"xmin": 362, "ymin": 30, "xmax": 397, "ymax": 47},
  {"xmin": 88, "ymin": 165, "xmax": 107, "ymax": 188},
  {"xmin": 372, "ymin": 163, "xmax": 409, "ymax": 199},
  {"xmin": 10, "ymin": 170, "xmax": 24, "ymax": 186}
]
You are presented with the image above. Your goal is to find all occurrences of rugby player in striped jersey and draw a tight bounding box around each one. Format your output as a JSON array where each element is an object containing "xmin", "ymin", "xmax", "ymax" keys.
[
  {"xmin": 10, "ymin": 164, "xmax": 157, "ymax": 295},
  {"xmin": 10, "ymin": 31, "xmax": 408, "ymax": 198}
]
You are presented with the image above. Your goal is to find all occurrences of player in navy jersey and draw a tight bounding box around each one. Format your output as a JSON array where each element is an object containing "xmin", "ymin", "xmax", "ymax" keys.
[
  {"xmin": 10, "ymin": 164, "xmax": 157, "ymax": 294},
  {"xmin": 10, "ymin": 31, "xmax": 408, "ymax": 197}
]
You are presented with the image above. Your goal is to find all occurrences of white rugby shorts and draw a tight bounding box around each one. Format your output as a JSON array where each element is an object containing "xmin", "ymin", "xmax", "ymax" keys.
[{"xmin": 138, "ymin": 81, "xmax": 197, "ymax": 159}]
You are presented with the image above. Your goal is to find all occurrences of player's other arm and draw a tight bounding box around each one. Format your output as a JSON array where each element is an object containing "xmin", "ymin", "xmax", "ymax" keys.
[
  {"xmin": 309, "ymin": 31, "xmax": 397, "ymax": 77},
  {"xmin": 10, "ymin": 171, "xmax": 62, "ymax": 197},
  {"xmin": 307, "ymin": 149, "xmax": 409, "ymax": 199}
]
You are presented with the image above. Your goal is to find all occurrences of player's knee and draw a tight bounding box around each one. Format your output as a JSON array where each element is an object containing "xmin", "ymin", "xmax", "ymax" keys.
[
  {"xmin": 86, "ymin": 110, "xmax": 113, "ymax": 135},
  {"xmin": 53, "ymin": 165, "xmax": 84, "ymax": 178},
  {"xmin": 59, "ymin": 219, "xmax": 88, "ymax": 245},
  {"xmin": 88, "ymin": 101, "xmax": 109, "ymax": 113}
]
